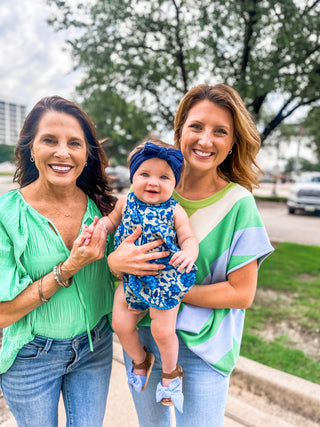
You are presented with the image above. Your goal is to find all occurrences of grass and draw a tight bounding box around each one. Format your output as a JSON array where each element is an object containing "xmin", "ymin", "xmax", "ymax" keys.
[
  {"xmin": 241, "ymin": 242, "xmax": 320, "ymax": 384},
  {"xmin": 254, "ymin": 195, "xmax": 287, "ymax": 203}
]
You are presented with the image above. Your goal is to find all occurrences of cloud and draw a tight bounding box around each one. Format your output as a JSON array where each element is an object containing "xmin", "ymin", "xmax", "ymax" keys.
[{"xmin": 0, "ymin": 0, "xmax": 82, "ymax": 111}]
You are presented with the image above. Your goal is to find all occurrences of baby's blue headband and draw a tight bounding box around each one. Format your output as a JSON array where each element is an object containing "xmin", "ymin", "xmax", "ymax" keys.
[{"xmin": 129, "ymin": 142, "xmax": 184, "ymax": 185}]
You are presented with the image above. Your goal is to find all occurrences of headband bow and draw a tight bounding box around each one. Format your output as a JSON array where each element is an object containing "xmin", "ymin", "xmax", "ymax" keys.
[{"xmin": 129, "ymin": 142, "xmax": 184, "ymax": 185}]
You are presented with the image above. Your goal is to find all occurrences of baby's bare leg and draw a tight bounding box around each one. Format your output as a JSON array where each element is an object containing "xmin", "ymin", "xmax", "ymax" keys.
[
  {"xmin": 149, "ymin": 304, "xmax": 180, "ymax": 386},
  {"xmin": 112, "ymin": 283, "xmax": 147, "ymax": 371}
]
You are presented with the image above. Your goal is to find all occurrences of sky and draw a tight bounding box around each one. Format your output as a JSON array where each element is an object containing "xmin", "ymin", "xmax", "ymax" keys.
[{"xmin": 0, "ymin": 0, "xmax": 82, "ymax": 111}]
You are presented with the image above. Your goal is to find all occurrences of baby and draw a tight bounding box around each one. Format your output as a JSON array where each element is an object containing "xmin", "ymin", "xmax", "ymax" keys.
[{"xmin": 83, "ymin": 140, "xmax": 198, "ymax": 412}]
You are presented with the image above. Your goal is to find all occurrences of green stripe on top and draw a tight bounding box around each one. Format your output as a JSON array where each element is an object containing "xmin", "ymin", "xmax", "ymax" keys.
[
  {"xmin": 173, "ymin": 182, "xmax": 236, "ymax": 217},
  {"xmin": 215, "ymin": 338, "xmax": 241, "ymax": 376},
  {"xmin": 178, "ymin": 308, "xmax": 231, "ymax": 346},
  {"xmin": 193, "ymin": 195, "xmax": 259, "ymax": 284}
]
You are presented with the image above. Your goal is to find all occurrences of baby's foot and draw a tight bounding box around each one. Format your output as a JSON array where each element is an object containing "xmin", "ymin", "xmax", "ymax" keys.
[
  {"xmin": 127, "ymin": 347, "xmax": 155, "ymax": 392},
  {"xmin": 161, "ymin": 377, "xmax": 173, "ymax": 403},
  {"xmin": 133, "ymin": 367, "xmax": 147, "ymax": 376},
  {"xmin": 156, "ymin": 365, "xmax": 184, "ymax": 412}
]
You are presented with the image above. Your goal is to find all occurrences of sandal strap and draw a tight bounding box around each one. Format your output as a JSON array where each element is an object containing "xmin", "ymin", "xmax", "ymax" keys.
[
  {"xmin": 132, "ymin": 346, "xmax": 153, "ymax": 370},
  {"xmin": 162, "ymin": 364, "xmax": 183, "ymax": 380}
]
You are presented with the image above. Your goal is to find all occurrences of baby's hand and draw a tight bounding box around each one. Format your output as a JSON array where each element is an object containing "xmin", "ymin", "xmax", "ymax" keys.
[
  {"xmin": 169, "ymin": 251, "xmax": 195, "ymax": 273},
  {"xmin": 80, "ymin": 216, "xmax": 100, "ymax": 246}
]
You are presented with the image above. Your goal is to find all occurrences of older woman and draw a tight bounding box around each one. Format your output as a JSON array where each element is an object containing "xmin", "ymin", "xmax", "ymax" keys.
[
  {"xmin": 0, "ymin": 96, "xmax": 135, "ymax": 426},
  {"xmin": 108, "ymin": 84, "xmax": 274, "ymax": 426}
]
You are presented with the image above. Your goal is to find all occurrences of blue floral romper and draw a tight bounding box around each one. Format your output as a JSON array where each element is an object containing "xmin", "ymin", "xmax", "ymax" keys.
[{"xmin": 114, "ymin": 192, "xmax": 197, "ymax": 310}]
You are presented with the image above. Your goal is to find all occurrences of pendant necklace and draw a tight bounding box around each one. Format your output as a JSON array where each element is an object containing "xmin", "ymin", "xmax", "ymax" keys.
[{"xmin": 54, "ymin": 206, "xmax": 72, "ymax": 217}]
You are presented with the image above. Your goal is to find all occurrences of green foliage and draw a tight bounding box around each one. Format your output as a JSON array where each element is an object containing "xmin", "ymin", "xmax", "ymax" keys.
[
  {"xmin": 79, "ymin": 88, "xmax": 154, "ymax": 163},
  {"xmin": 242, "ymin": 242, "xmax": 320, "ymax": 384},
  {"xmin": 241, "ymin": 333, "xmax": 320, "ymax": 384},
  {"xmin": 258, "ymin": 242, "xmax": 320, "ymax": 290},
  {"xmin": 284, "ymin": 157, "xmax": 320, "ymax": 173},
  {"xmin": 0, "ymin": 144, "xmax": 15, "ymax": 163},
  {"xmin": 302, "ymin": 106, "xmax": 320, "ymax": 161},
  {"xmin": 254, "ymin": 195, "xmax": 287, "ymax": 203},
  {"xmin": 47, "ymin": 0, "xmax": 320, "ymax": 147}
]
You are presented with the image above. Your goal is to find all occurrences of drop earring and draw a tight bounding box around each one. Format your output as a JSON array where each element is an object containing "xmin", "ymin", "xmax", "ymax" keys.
[{"xmin": 84, "ymin": 162, "xmax": 88, "ymax": 167}]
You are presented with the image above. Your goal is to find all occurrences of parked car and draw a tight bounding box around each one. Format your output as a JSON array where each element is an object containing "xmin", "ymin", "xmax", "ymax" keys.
[
  {"xmin": 105, "ymin": 165, "xmax": 130, "ymax": 192},
  {"xmin": 287, "ymin": 172, "xmax": 320, "ymax": 215}
]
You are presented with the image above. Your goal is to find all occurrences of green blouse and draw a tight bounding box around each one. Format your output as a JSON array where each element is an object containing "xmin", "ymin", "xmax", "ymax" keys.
[{"xmin": 0, "ymin": 190, "xmax": 114, "ymax": 374}]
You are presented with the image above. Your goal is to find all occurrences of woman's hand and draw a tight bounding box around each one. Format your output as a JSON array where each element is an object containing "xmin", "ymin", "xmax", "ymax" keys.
[
  {"xmin": 107, "ymin": 225, "xmax": 169, "ymax": 278},
  {"xmin": 64, "ymin": 220, "xmax": 108, "ymax": 275}
]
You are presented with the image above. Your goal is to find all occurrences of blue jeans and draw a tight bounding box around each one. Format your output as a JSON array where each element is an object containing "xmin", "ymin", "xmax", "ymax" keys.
[
  {"xmin": 124, "ymin": 326, "xmax": 230, "ymax": 427},
  {"xmin": 0, "ymin": 316, "xmax": 113, "ymax": 427}
]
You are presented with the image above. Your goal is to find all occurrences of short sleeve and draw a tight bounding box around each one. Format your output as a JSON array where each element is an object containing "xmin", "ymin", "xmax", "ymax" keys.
[{"xmin": 227, "ymin": 196, "xmax": 274, "ymax": 274}]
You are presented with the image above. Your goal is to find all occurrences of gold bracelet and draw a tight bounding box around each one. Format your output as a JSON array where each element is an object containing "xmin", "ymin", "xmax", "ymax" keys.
[{"xmin": 38, "ymin": 277, "xmax": 50, "ymax": 303}]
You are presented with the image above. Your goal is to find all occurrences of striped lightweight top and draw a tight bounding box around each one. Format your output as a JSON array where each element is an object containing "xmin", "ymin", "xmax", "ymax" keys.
[
  {"xmin": 173, "ymin": 182, "xmax": 274, "ymax": 376},
  {"xmin": 0, "ymin": 190, "xmax": 114, "ymax": 374}
]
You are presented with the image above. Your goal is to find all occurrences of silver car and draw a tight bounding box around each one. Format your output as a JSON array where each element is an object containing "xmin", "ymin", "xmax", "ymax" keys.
[{"xmin": 287, "ymin": 172, "xmax": 320, "ymax": 214}]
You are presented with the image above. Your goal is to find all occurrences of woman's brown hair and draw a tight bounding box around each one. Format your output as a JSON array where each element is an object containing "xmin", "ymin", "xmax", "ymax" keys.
[{"xmin": 174, "ymin": 83, "xmax": 262, "ymax": 192}]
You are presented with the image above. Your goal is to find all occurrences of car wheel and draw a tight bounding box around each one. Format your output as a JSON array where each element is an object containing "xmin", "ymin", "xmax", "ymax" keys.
[{"xmin": 288, "ymin": 207, "xmax": 295, "ymax": 214}]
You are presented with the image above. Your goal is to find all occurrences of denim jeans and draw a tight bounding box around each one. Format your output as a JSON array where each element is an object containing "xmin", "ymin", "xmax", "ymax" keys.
[
  {"xmin": 123, "ymin": 326, "xmax": 230, "ymax": 427},
  {"xmin": 0, "ymin": 316, "xmax": 113, "ymax": 427}
]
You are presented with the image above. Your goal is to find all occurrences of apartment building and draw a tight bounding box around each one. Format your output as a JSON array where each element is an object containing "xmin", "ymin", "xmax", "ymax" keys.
[{"xmin": 0, "ymin": 96, "xmax": 27, "ymax": 146}]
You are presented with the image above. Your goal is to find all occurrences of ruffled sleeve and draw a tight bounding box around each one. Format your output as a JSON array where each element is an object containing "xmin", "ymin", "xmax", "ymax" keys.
[{"xmin": 0, "ymin": 191, "xmax": 33, "ymax": 301}]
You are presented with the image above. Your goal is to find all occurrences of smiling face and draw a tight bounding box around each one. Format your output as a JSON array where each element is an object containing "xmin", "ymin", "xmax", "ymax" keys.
[
  {"xmin": 179, "ymin": 100, "xmax": 234, "ymax": 175},
  {"xmin": 31, "ymin": 111, "xmax": 88, "ymax": 189},
  {"xmin": 132, "ymin": 157, "xmax": 176, "ymax": 205}
]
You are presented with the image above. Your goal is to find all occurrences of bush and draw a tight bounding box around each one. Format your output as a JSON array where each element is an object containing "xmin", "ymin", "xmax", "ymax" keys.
[{"xmin": 0, "ymin": 144, "xmax": 15, "ymax": 163}]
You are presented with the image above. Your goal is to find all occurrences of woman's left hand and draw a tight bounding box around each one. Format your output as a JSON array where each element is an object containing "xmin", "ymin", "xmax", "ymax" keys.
[
  {"xmin": 63, "ymin": 221, "xmax": 108, "ymax": 275},
  {"xmin": 107, "ymin": 225, "xmax": 169, "ymax": 278}
]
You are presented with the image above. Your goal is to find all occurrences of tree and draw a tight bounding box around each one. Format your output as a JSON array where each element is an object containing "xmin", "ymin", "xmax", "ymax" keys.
[
  {"xmin": 80, "ymin": 87, "xmax": 153, "ymax": 164},
  {"xmin": 284, "ymin": 156, "xmax": 320, "ymax": 173},
  {"xmin": 0, "ymin": 145, "xmax": 15, "ymax": 163},
  {"xmin": 47, "ymin": 0, "xmax": 320, "ymax": 155},
  {"xmin": 301, "ymin": 106, "xmax": 320, "ymax": 161}
]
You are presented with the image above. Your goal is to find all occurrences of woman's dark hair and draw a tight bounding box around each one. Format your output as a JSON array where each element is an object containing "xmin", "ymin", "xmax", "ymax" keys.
[{"xmin": 14, "ymin": 96, "xmax": 116, "ymax": 215}]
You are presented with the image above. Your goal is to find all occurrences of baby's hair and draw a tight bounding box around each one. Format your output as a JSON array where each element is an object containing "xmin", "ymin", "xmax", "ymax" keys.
[{"xmin": 127, "ymin": 139, "xmax": 176, "ymax": 167}]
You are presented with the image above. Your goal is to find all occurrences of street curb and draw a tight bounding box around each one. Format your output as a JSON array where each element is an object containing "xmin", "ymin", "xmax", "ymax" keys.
[{"xmin": 231, "ymin": 356, "xmax": 320, "ymax": 424}]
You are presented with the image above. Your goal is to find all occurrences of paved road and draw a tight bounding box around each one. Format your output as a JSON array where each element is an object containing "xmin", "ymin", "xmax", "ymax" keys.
[{"xmin": 256, "ymin": 199, "xmax": 320, "ymax": 247}]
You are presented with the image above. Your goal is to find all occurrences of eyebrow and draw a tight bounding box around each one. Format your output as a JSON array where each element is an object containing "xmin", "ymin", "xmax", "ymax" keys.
[
  {"xmin": 189, "ymin": 120, "xmax": 231, "ymax": 130},
  {"xmin": 39, "ymin": 133, "xmax": 56, "ymax": 139},
  {"xmin": 39, "ymin": 133, "xmax": 84, "ymax": 142}
]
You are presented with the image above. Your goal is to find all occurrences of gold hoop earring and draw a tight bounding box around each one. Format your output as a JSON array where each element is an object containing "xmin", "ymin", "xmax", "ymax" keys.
[{"xmin": 228, "ymin": 149, "xmax": 232, "ymax": 155}]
